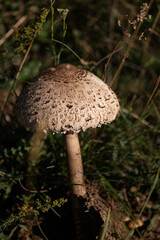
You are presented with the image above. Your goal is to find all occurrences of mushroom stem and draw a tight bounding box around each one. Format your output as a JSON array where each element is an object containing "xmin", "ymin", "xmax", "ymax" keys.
[
  {"xmin": 64, "ymin": 133, "xmax": 86, "ymax": 196},
  {"xmin": 26, "ymin": 128, "xmax": 45, "ymax": 190}
]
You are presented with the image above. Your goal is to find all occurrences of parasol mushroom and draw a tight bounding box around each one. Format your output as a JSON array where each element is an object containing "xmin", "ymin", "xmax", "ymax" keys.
[{"xmin": 15, "ymin": 63, "xmax": 120, "ymax": 196}]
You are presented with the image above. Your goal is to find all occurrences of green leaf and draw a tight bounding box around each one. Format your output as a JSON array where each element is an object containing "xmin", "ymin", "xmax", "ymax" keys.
[{"xmin": 19, "ymin": 224, "xmax": 28, "ymax": 230}]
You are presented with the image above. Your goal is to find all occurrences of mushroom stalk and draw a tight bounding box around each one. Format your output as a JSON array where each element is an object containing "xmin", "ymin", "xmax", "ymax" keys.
[
  {"xmin": 64, "ymin": 133, "xmax": 86, "ymax": 196},
  {"xmin": 26, "ymin": 128, "xmax": 45, "ymax": 189}
]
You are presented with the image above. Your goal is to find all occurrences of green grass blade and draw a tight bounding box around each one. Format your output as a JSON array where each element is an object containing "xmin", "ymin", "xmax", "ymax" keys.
[
  {"xmin": 36, "ymin": 217, "xmax": 48, "ymax": 240},
  {"xmin": 99, "ymin": 207, "xmax": 111, "ymax": 240}
]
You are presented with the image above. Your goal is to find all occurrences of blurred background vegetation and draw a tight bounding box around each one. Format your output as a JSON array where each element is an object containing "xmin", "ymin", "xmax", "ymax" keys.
[{"xmin": 0, "ymin": 0, "xmax": 160, "ymax": 239}]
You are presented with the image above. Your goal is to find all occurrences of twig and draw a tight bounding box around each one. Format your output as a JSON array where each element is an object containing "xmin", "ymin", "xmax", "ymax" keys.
[
  {"xmin": 90, "ymin": 47, "xmax": 122, "ymax": 71},
  {"xmin": 149, "ymin": 28, "xmax": 160, "ymax": 37},
  {"xmin": 104, "ymin": 39, "xmax": 123, "ymax": 83},
  {"xmin": 19, "ymin": 180, "xmax": 50, "ymax": 193},
  {"xmin": 7, "ymin": 226, "xmax": 18, "ymax": 240},
  {"xmin": 122, "ymin": 108, "xmax": 154, "ymax": 129},
  {"xmin": 0, "ymin": 16, "xmax": 27, "ymax": 46}
]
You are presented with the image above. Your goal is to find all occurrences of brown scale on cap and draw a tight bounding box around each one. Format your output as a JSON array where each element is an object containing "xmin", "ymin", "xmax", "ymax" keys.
[{"xmin": 15, "ymin": 63, "xmax": 120, "ymax": 133}]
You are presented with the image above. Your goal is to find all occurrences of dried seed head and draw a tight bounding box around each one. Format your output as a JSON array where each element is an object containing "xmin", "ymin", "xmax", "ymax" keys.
[{"xmin": 123, "ymin": 3, "xmax": 150, "ymax": 40}]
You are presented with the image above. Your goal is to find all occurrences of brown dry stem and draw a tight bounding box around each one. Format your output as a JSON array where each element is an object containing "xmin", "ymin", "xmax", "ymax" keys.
[{"xmin": 0, "ymin": 16, "xmax": 27, "ymax": 46}]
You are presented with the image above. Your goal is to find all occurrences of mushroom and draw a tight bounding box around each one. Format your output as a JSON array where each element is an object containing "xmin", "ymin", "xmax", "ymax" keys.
[{"xmin": 15, "ymin": 63, "xmax": 120, "ymax": 196}]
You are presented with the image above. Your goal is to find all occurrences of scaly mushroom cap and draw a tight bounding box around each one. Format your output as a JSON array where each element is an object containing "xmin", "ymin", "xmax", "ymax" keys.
[{"xmin": 15, "ymin": 64, "xmax": 120, "ymax": 133}]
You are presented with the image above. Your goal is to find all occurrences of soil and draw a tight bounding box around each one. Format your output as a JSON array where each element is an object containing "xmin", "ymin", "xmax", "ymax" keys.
[
  {"xmin": 1, "ymin": 176, "xmax": 160, "ymax": 240},
  {"xmin": 15, "ymin": 180, "xmax": 127, "ymax": 240}
]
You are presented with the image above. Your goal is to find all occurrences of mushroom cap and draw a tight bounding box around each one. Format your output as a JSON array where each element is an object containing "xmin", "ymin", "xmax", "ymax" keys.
[{"xmin": 15, "ymin": 64, "xmax": 120, "ymax": 134}]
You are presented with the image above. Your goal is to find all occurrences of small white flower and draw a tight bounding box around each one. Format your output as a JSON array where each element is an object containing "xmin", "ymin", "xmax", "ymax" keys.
[{"xmin": 57, "ymin": 8, "xmax": 69, "ymax": 16}]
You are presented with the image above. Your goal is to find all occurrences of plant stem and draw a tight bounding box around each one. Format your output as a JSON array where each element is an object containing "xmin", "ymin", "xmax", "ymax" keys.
[
  {"xmin": 57, "ymin": 11, "xmax": 68, "ymax": 64},
  {"xmin": 36, "ymin": 217, "xmax": 48, "ymax": 240},
  {"xmin": 99, "ymin": 207, "xmax": 111, "ymax": 240},
  {"xmin": 53, "ymin": 39, "xmax": 82, "ymax": 62}
]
